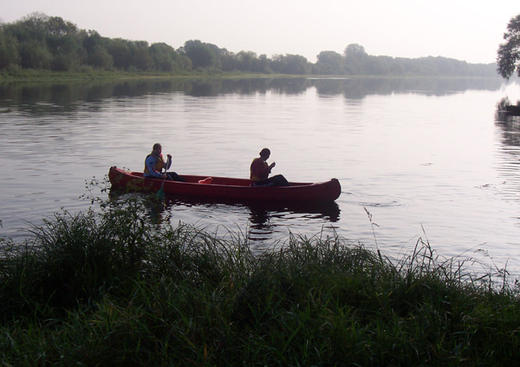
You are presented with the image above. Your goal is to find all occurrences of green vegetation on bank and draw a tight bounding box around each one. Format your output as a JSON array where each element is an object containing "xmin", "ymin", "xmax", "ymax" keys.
[
  {"xmin": 0, "ymin": 68, "xmax": 310, "ymax": 83},
  {"xmin": 0, "ymin": 13, "xmax": 497, "ymax": 80},
  {"xmin": 1, "ymin": 194, "xmax": 520, "ymax": 366}
]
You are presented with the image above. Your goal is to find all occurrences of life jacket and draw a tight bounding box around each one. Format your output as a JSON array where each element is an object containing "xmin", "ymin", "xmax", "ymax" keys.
[{"xmin": 144, "ymin": 153, "xmax": 166, "ymax": 176}]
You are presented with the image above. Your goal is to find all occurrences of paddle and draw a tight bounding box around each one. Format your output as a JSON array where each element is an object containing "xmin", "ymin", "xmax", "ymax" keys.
[
  {"xmin": 156, "ymin": 176, "xmax": 166, "ymax": 199},
  {"xmin": 155, "ymin": 154, "xmax": 172, "ymax": 199}
]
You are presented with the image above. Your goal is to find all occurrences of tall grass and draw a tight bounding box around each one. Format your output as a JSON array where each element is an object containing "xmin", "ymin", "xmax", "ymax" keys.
[{"xmin": 1, "ymin": 196, "xmax": 520, "ymax": 365}]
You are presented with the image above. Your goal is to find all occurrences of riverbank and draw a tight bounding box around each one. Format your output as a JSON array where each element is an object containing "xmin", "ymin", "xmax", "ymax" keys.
[
  {"xmin": 0, "ymin": 68, "xmax": 506, "ymax": 84},
  {"xmin": 1, "ymin": 196, "xmax": 519, "ymax": 365},
  {"xmin": 0, "ymin": 69, "xmax": 311, "ymax": 83}
]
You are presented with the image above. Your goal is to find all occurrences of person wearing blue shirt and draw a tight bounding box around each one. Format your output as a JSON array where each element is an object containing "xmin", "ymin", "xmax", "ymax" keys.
[{"xmin": 144, "ymin": 143, "xmax": 183, "ymax": 181}]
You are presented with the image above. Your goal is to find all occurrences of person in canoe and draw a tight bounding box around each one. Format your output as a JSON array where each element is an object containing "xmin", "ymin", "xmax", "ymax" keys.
[
  {"xmin": 250, "ymin": 148, "xmax": 289, "ymax": 187},
  {"xmin": 144, "ymin": 143, "xmax": 184, "ymax": 181}
]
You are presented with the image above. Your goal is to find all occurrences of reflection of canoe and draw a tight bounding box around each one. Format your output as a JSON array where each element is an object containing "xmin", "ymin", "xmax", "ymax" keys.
[
  {"xmin": 109, "ymin": 166, "xmax": 341, "ymax": 202},
  {"xmin": 248, "ymin": 200, "xmax": 341, "ymax": 224}
]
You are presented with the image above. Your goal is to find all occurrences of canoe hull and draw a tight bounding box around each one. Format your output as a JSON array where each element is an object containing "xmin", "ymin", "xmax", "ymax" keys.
[{"xmin": 108, "ymin": 166, "xmax": 341, "ymax": 203}]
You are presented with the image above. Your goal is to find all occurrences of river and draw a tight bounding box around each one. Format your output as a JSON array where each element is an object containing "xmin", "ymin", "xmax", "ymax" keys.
[{"xmin": 1, "ymin": 76, "xmax": 520, "ymax": 276}]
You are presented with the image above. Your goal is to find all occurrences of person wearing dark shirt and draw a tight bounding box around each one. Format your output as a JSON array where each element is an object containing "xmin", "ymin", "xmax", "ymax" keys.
[{"xmin": 250, "ymin": 148, "xmax": 289, "ymax": 186}]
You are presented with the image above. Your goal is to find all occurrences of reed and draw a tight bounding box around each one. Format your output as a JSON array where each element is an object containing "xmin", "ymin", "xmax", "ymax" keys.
[{"xmin": 1, "ymin": 196, "xmax": 519, "ymax": 365}]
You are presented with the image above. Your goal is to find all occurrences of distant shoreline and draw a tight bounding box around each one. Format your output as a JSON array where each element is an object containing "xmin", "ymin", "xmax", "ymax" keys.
[
  {"xmin": 1, "ymin": 14, "xmax": 500, "ymax": 83},
  {"xmin": 0, "ymin": 69, "xmax": 504, "ymax": 83}
]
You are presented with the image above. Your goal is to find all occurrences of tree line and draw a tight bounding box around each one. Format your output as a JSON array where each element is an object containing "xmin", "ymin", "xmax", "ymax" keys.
[{"xmin": 0, "ymin": 13, "xmax": 497, "ymax": 77}]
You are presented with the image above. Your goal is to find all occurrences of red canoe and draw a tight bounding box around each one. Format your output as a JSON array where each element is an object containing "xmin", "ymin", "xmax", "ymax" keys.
[{"xmin": 108, "ymin": 166, "xmax": 341, "ymax": 203}]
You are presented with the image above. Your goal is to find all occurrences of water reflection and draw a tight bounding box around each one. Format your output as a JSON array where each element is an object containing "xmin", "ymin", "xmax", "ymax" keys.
[
  {"xmin": 108, "ymin": 189, "xmax": 340, "ymax": 241},
  {"xmin": 247, "ymin": 201, "xmax": 340, "ymax": 240},
  {"xmin": 312, "ymin": 77, "xmax": 503, "ymax": 99},
  {"xmin": 0, "ymin": 77, "xmax": 504, "ymax": 115},
  {"xmin": 494, "ymin": 100, "xmax": 520, "ymax": 203},
  {"xmin": 495, "ymin": 99, "xmax": 520, "ymax": 152},
  {"xmin": 183, "ymin": 78, "xmax": 310, "ymax": 96}
]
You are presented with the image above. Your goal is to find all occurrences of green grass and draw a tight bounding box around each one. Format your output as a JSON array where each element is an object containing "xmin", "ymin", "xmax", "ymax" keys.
[
  {"xmin": 1, "ymin": 196, "xmax": 520, "ymax": 365},
  {"xmin": 0, "ymin": 68, "xmax": 308, "ymax": 83},
  {"xmin": 1, "ymin": 68, "xmax": 502, "ymax": 84}
]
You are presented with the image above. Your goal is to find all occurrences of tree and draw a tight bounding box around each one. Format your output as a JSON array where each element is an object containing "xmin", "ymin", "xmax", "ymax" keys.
[
  {"xmin": 175, "ymin": 54, "xmax": 192, "ymax": 71},
  {"xmin": 19, "ymin": 41, "xmax": 52, "ymax": 69},
  {"xmin": 130, "ymin": 41, "xmax": 152, "ymax": 71},
  {"xmin": 344, "ymin": 44, "xmax": 367, "ymax": 59},
  {"xmin": 220, "ymin": 51, "xmax": 237, "ymax": 71},
  {"xmin": 270, "ymin": 54, "xmax": 311, "ymax": 74},
  {"xmin": 181, "ymin": 40, "xmax": 216, "ymax": 69},
  {"xmin": 0, "ymin": 28, "xmax": 20, "ymax": 69},
  {"xmin": 316, "ymin": 51, "xmax": 343, "ymax": 74},
  {"xmin": 83, "ymin": 30, "xmax": 113, "ymax": 69},
  {"xmin": 150, "ymin": 42, "xmax": 177, "ymax": 72},
  {"xmin": 344, "ymin": 44, "xmax": 368, "ymax": 74},
  {"xmin": 106, "ymin": 38, "xmax": 132, "ymax": 69},
  {"xmin": 497, "ymin": 14, "xmax": 520, "ymax": 79},
  {"xmin": 236, "ymin": 51, "xmax": 256, "ymax": 71}
]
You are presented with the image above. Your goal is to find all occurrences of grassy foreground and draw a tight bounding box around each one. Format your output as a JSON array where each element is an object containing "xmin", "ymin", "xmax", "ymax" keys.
[{"xmin": 1, "ymin": 197, "xmax": 520, "ymax": 366}]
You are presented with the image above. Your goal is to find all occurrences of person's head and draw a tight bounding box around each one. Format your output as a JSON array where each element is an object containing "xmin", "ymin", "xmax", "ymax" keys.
[
  {"xmin": 152, "ymin": 143, "xmax": 162, "ymax": 155},
  {"xmin": 259, "ymin": 148, "xmax": 270, "ymax": 160}
]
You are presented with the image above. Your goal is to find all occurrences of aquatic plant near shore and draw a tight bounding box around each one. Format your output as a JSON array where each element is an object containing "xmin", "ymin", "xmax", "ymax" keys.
[{"xmin": 1, "ymin": 198, "xmax": 520, "ymax": 365}]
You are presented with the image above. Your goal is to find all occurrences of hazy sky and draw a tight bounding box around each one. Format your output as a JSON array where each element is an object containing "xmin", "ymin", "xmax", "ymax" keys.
[{"xmin": 2, "ymin": 0, "xmax": 519, "ymax": 64}]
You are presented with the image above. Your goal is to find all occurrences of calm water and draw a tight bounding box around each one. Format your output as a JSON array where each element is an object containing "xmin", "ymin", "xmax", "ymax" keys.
[{"xmin": 1, "ymin": 77, "xmax": 520, "ymax": 275}]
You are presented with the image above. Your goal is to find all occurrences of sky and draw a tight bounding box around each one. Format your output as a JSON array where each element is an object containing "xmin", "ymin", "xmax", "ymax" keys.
[{"xmin": 1, "ymin": 0, "xmax": 519, "ymax": 64}]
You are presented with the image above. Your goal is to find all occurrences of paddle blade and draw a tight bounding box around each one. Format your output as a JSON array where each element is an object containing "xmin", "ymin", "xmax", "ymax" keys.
[{"xmin": 156, "ymin": 180, "xmax": 165, "ymax": 199}]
